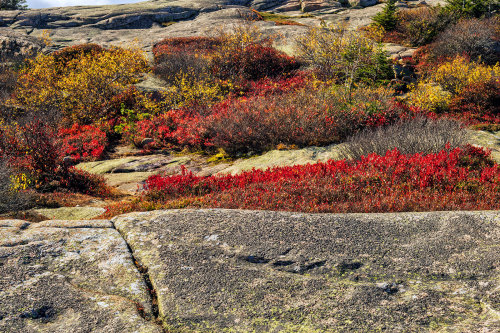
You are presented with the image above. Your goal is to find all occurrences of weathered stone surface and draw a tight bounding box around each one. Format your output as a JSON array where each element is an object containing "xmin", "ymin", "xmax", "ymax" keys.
[
  {"xmin": 0, "ymin": 220, "xmax": 161, "ymax": 333},
  {"xmin": 348, "ymin": 0, "xmax": 378, "ymax": 7},
  {"xmin": 218, "ymin": 143, "xmax": 343, "ymax": 175},
  {"xmin": 113, "ymin": 209, "xmax": 500, "ymax": 332},
  {"xmin": 0, "ymin": 30, "xmax": 43, "ymax": 58},
  {"xmin": 384, "ymin": 42, "xmax": 417, "ymax": 59},
  {"xmin": 0, "ymin": 0, "xmax": 443, "ymax": 56},
  {"xmin": 33, "ymin": 206, "xmax": 106, "ymax": 220},
  {"xmin": 468, "ymin": 130, "xmax": 500, "ymax": 163},
  {"xmin": 301, "ymin": 0, "xmax": 342, "ymax": 12}
]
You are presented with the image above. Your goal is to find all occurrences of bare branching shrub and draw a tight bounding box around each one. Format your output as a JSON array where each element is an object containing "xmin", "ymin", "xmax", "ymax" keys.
[
  {"xmin": 394, "ymin": 7, "xmax": 453, "ymax": 46},
  {"xmin": 429, "ymin": 17, "xmax": 500, "ymax": 65},
  {"xmin": 0, "ymin": 52, "xmax": 33, "ymax": 120},
  {"xmin": 152, "ymin": 37, "xmax": 220, "ymax": 83},
  {"xmin": 0, "ymin": 161, "xmax": 34, "ymax": 214},
  {"xmin": 338, "ymin": 117, "xmax": 469, "ymax": 160},
  {"xmin": 295, "ymin": 23, "xmax": 392, "ymax": 89}
]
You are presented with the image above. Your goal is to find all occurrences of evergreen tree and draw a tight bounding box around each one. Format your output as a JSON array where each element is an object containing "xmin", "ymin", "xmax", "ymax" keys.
[
  {"xmin": 0, "ymin": 0, "xmax": 28, "ymax": 10},
  {"xmin": 444, "ymin": 0, "xmax": 498, "ymax": 18},
  {"xmin": 373, "ymin": 0, "xmax": 398, "ymax": 31}
]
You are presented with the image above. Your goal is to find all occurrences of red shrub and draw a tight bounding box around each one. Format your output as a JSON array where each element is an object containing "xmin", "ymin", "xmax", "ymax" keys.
[
  {"xmin": 211, "ymin": 43, "xmax": 300, "ymax": 81},
  {"xmin": 236, "ymin": 72, "xmax": 311, "ymax": 97},
  {"xmin": 152, "ymin": 37, "xmax": 221, "ymax": 82},
  {"xmin": 144, "ymin": 145, "xmax": 500, "ymax": 213},
  {"xmin": 0, "ymin": 120, "xmax": 61, "ymax": 177},
  {"xmin": 58, "ymin": 123, "xmax": 108, "ymax": 162},
  {"xmin": 447, "ymin": 79, "xmax": 500, "ymax": 124},
  {"xmin": 195, "ymin": 94, "xmax": 408, "ymax": 154},
  {"xmin": 153, "ymin": 36, "xmax": 300, "ymax": 82},
  {"xmin": 52, "ymin": 43, "xmax": 105, "ymax": 67},
  {"xmin": 153, "ymin": 37, "xmax": 222, "ymax": 61},
  {"xmin": 126, "ymin": 88, "xmax": 412, "ymax": 154},
  {"xmin": 0, "ymin": 120, "xmax": 109, "ymax": 195}
]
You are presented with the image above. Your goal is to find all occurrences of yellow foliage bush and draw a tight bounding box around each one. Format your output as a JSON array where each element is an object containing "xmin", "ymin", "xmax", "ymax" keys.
[
  {"xmin": 160, "ymin": 70, "xmax": 233, "ymax": 110},
  {"xmin": 13, "ymin": 44, "xmax": 149, "ymax": 124},
  {"xmin": 295, "ymin": 23, "xmax": 393, "ymax": 89},
  {"xmin": 10, "ymin": 173, "xmax": 33, "ymax": 191},
  {"xmin": 406, "ymin": 82, "xmax": 452, "ymax": 113},
  {"xmin": 430, "ymin": 56, "xmax": 500, "ymax": 94},
  {"xmin": 407, "ymin": 56, "xmax": 500, "ymax": 112}
]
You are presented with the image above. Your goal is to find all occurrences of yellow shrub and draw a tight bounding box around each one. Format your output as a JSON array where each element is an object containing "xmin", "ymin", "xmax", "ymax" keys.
[
  {"xmin": 295, "ymin": 23, "xmax": 392, "ymax": 88},
  {"xmin": 13, "ymin": 44, "xmax": 149, "ymax": 124},
  {"xmin": 406, "ymin": 82, "xmax": 452, "ymax": 113},
  {"xmin": 10, "ymin": 173, "xmax": 33, "ymax": 191},
  {"xmin": 160, "ymin": 70, "xmax": 232, "ymax": 109},
  {"xmin": 430, "ymin": 56, "xmax": 500, "ymax": 94}
]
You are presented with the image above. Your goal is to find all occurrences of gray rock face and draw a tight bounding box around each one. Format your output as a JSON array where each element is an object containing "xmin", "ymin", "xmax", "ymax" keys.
[
  {"xmin": 349, "ymin": 0, "xmax": 378, "ymax": 7},
  {"xmin": 113, "ymin": 209, "xmax": 500, "ymax": 332},
  {"xmin": 0, "ymin": 31, "xmax": 43, "ymax": 58},
  {"xmin": 0, "ymin": 0, "xmax": 399, "ymax": 56},
  {"xmin": 0, "ymin": 219, "xmax": 162, "ymax": 333}
]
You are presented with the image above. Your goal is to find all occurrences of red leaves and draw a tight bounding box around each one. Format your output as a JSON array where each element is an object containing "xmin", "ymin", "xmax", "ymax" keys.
[
  {"xmin": 144, "ymin": 145, "xmax": 500, "ymax": 213},
  {"xmin": 58, "ymin": 123, "xmax": 108, "ymax": 162},
  {"xmin": 127, "ymin": 86, "xmax": 407, "ymax": 154}
]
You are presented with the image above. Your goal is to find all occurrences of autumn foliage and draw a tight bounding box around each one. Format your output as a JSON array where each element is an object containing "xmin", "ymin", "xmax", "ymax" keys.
[
  {"xmin": 12, "ymin": 44, "xmax": 149, "ymax": 124},
  {"xmin": 0, "ymin": 120, "xmax": 109, "ymax": 195},
  {"xmin": 153, "ymin": 28, "xmax": 299, "ymax": 83},
  {"xmin": 124, "ymin": 85, "xmax": 410, "ymax": 154},
  {"xmin": 143, "ymin": 145, "xmax": 500, "ymax": 213},
  {"xmin": 2, "ymin": 21, "xmax": 499, "ymax": 213}
]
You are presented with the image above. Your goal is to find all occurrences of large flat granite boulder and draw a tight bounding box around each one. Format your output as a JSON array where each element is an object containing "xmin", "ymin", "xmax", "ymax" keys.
[
  {"xmin": 113, "ymin": 209, "xmax": 500, "ymax": 332},
  {"xmin": 0, "ymin": 219, "xmax": 162, "ymax": 333},
  {"xmin": 0, "ymin": 0, "xmax": 408, "ymax": 55}
]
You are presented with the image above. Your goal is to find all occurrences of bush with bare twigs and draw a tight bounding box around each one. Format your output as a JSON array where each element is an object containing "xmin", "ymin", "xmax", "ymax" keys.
[
  {"xmin": 428, "ymin": 17, "xmax": 500, "ymax": 65},
  {"xmin": 338, "ymin": 117, "xmax": 469, "ymax": 160}
]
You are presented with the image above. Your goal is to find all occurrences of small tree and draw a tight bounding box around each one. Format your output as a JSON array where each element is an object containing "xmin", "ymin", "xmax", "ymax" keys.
[
  {"xmin": 0, "ymin": 0, "xmax": 27, "ymax": 10},
  {"xmin": 373, "ymin": 0, "xmax": 398, "ymax": 31},
  {"xmin": 444, "ymin": 0, "xmax": 498, "ymax": 18},
  {"xmin": 296, "ymin": 23, "xmax": 393, "ymax": 92}
]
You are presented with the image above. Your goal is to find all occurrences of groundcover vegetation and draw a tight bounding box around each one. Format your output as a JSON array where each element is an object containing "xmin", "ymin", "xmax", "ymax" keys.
[{"xmin": 0, "ymin": 3, "xmax": 499, "ymax": 217}]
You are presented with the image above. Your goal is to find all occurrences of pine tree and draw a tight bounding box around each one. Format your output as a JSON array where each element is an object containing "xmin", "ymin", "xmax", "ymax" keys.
[
  {"xmin": 372, "ymin": 0, "xmax": 398, "ymax": 31},
  {"xmin": 444, "ymin": 0, "xmax": 498, "ymax": 18},
  {"xmin": 0, "ymin": 0, "xmax": 28, "ymax": 10}
]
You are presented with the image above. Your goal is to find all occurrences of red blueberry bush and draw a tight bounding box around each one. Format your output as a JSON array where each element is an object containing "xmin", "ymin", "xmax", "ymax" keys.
[
  {"xmin": 447, "ymin": 79, "xmax": 500, "ymax": 124},
  {"xmin": 58, "ymin": 123, "xmax": 108, "ymax": 162},
  {"xmin": 143, "ymin": 145, "xmax": 500, "ymax": 213},
  {"xmin": 211, "ymin": 42, "xmax": 300, "ymax": 81},
  {"xmin": 125, "ymin": 86, "xmax": 413, "ymax": 154},
  {"xmin": 153, "ymin": 34, "xmax": 300, "ymax": 83},
  {"xmin": 0, "ymin": 120, "xmax": 110, "ymax": 195}
]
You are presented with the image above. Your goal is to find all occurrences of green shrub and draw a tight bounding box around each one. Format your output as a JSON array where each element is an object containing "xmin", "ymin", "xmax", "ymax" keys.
[
  {"xmin": 373, "ymin": 0, "xmax": 398, "ymax": 31},
  {"xmin": 393, "ymin": 7, "xmax": 454, "ymax": 46},
  {"xmin": 444, "ymin": 0, "xmax": 499, "ymax": 18},
  {"xmin": 0, "ymin": 0, "xmax": 27, "ymax": 10}
]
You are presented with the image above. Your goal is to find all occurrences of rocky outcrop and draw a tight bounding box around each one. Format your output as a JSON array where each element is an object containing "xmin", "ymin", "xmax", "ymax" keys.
[
  {"xmin": 1, "ymin": 209, "xmax": 499, "ymax": 331},
  {"xmin": 113, "ymin": 209, "xmax": 500, "ymax": 332},
  {"xmin": 0, "ymin": 30, "xmax": 43, "ymax": 58},
  {"xmin": 0, "ymin": 0, "xmax": 390, "ymax": 54},
  {"xmin": 0, "ymin": 219, "xmax": 162, "ymax": 332}
]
